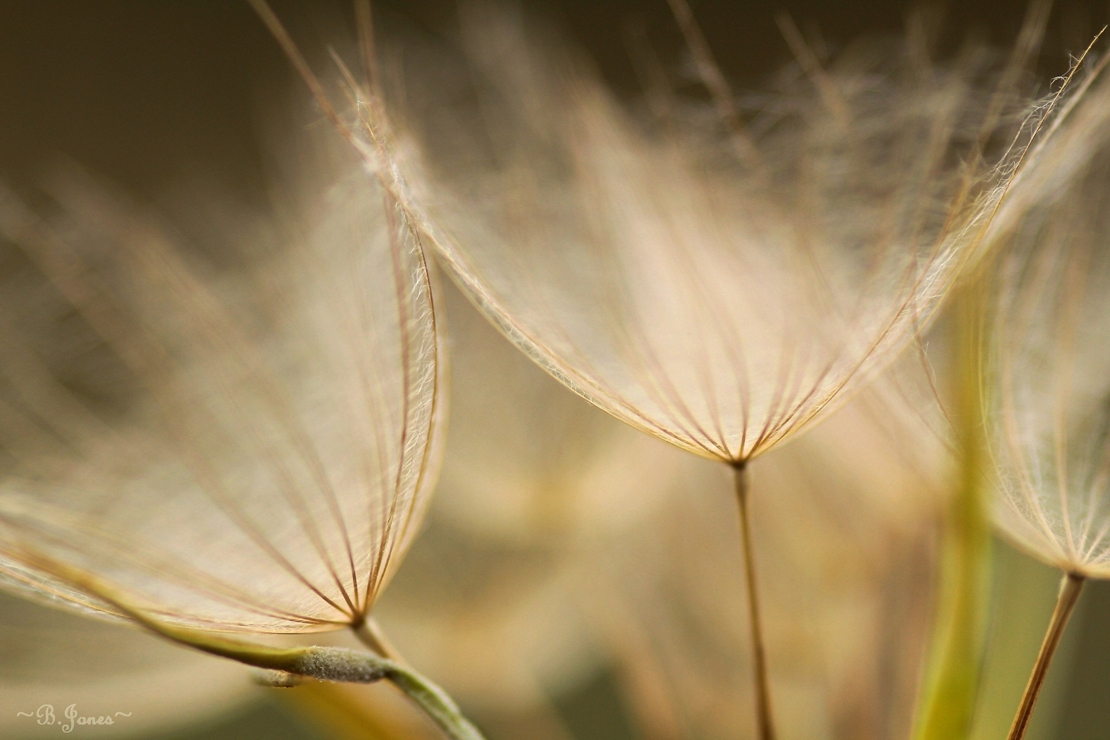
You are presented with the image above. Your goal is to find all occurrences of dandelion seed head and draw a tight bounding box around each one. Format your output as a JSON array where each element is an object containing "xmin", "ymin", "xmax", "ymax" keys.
[
  {"xmin": 985, "ymin": 66, "xmax": 1110, "ymax": 577},
  {"xmin": 383, "ymin": 4, "xmax": 1043, "ymax": 465},
  {"xmin": 0, "ymin": 103, "xmax": 446, "ymax": 633}
]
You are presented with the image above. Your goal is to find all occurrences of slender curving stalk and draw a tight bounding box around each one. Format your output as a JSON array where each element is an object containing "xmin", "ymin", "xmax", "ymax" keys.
[
  {"xmin": 142, "ymin": 614, "xmax": 488, "ymax": 740},
  {"xmin": 1007, "ymin": 571, "xmax": 1085, "ymax": 740},
  {"xmin": 732, "ymin": 461, "xmax": 776, "ymax": 740},
  {"xmin": 353, "ymin": 616, "xmax": 404, "ymax": 663},
  {"xmin": 36, "ymin": 560, "xmax": 489, "ymax": 740}
]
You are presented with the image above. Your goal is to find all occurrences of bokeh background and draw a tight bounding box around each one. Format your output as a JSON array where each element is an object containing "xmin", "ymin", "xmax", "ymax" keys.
[{"xmin": 2, "ymin": 1, "xmax": 1110, "ymax": 739}]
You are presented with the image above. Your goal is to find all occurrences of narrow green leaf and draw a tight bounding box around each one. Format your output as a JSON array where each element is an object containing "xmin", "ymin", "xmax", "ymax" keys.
[{"xmin": 911, "ymin": 285, "xmax": 993, "ymax": 740}]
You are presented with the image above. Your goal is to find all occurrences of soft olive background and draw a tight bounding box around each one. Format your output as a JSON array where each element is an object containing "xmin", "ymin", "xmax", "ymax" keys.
[{"xmin": 2, "ymin": 2, "xmax": 1110, "ymax": 739}]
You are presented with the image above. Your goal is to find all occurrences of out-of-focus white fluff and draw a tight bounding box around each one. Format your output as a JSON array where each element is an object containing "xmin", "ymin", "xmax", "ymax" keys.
[
  {"xmin": 0, "ymin": 589, "xmax": 255, "ymax": 738},
  {"xmin": 0, "ymin": 116, "xmax": 446, "ymax": 633},
  {"xmin": 985, "ymin": 68, "xmax": 1110, "ymax": 577}
]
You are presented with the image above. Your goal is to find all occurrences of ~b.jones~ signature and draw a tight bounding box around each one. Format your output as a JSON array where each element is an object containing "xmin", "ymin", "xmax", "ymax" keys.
[{"xmin": 16, "ymin": 704, "xmax": 132, "ymax": 732}]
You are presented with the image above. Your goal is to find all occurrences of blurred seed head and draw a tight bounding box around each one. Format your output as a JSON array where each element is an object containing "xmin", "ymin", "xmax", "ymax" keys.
[
  {"xmin": 0, "ymin": 103, "xmax": 446, "ymax": 633},
  {"xmin": 984, "ymin": 66, "xmax": 1110, "ymax": 577}
]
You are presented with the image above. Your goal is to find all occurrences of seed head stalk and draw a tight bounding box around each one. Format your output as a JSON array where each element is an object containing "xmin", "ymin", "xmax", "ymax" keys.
[
  {"xmin": 1006, "ymin": 571, "xmax": 1085, "ymax": 740},
  {"xmin": 353, "ymin": 617, "xmax": 404, "ymax": 663},
  {"xmin": 732, "ymin": 461, "xmax": 776, "ymax": 740}
]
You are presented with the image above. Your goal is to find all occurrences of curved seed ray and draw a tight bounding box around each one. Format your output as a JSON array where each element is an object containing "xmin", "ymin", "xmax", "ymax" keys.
[
  {"xmin": 0, "ymin": 113, "xmax": 446, "ymax": 633},
  {"xmin": 380, "ymin": 8, "xmax": 1063, "ymax": 467},
  {"xmin": 985, "ymin": 67, "xmax": 1110, "ymax": 577}
]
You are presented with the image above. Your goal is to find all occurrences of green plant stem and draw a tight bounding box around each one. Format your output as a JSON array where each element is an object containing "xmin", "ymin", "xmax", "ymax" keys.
[
  {"xmin": 158, "ymin": 620, "xmax": 486, "ymax": 740},
  {"xmin": 733, "ymin": 461, "xmax": 776, "ymax": 740},
  {"xmin": 387, "ymin": 667, "xmax": 485, "ymax": 739},
  {"xmin": 911, "ymin": 282, "xmax": 993, "ymax": 740},
  {"xmin": 1006, "ymin": 571, "xmax": 1085, "ymax": 740},
  {"xmin": 42, "ymin": 562, "xmax": 489, "ymax": 740}
]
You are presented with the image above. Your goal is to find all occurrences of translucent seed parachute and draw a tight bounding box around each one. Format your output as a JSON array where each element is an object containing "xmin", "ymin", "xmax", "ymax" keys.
[{"xmin": 0, "ymin": 126, "xmax": 446, "ymax": 634}]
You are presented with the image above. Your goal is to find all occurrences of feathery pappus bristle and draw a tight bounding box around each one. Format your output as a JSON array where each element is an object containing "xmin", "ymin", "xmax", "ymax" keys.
[
  {"xmin": 0, "ymin": 108, "xmax": 446, "ymax": 635},
  {"xmin": 379, "ymin": 1, "xmax": 1067, "ymax": 465},
  {"xmin": 985, "ymin": 63, "xmax": 1110, "ymax": 578}
]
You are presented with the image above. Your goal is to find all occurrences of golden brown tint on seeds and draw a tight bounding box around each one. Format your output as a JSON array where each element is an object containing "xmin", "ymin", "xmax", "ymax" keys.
[
  {"xmin": 972, "ymin": 49, "xmax": 1110, "ymax": 736},
  {"xmin": 388, "ymin": 3, "xmax": 1047, "ymax": 466},
  {"xmin": 976, "ymin": 57, "xmax": 1110, "ymax": 740},
  {"xmin": 367, "ymin": 281, "xmax": 688, "ymax": 735},
  {"xmin": 363, "ymin": 6, "xmax": 1072, "ymax": 737},
  {"xmin": 0, "ymin": 590, "xmax": 255, "ymax": 739},
  {"xmin": 0, "ymin": 107, "xmax": 445, "ymax": 638},
  {"xmin": 984, "ymin": 68, "xmax": 1110, "ymax": 580},
  {"xmin": 589, "ymin": 354, "xmax": 953, "ymax": 740}
]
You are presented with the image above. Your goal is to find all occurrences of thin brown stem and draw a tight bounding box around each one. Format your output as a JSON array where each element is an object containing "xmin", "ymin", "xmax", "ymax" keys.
[
  {"xmin": 352, "ymin": 617, "xmax": 407, "ymax": 666},
  {"xmin": 1007, "ymin": 571, "xmax": 1085, "ymax": 740},
  {"xmin": 732, "ymin": 462, "xmax": 776, "ymax": 740}
]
